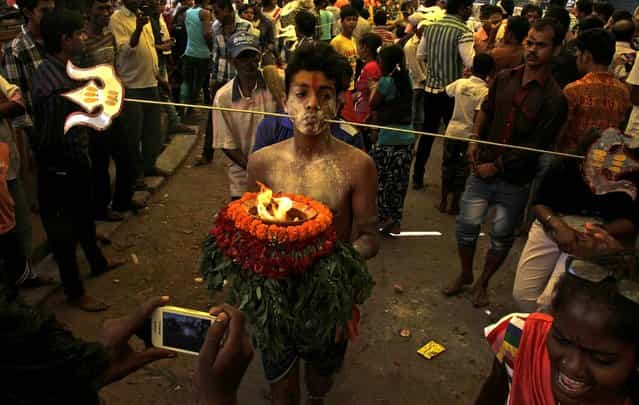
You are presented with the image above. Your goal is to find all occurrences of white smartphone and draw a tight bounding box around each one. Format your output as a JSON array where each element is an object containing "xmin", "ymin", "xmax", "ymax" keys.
[{"xmin": 151, "ymin": 305, "xmax": 216, "ymax": 355}]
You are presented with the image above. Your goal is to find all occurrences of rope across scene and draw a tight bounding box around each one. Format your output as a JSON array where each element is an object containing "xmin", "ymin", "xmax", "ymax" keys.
[{"xmin": 124, "ymin": 97, "xmax": 585, "ymax": 160}]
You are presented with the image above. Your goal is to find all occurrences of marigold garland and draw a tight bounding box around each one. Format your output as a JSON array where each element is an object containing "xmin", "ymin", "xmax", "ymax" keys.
[
  {"xmin": 200, "ymin": 191, "xmax": 375, "ymax": 356},
  {"xmin": 211, "ymin": 192, "xmax": 337, "ymax": 278}
]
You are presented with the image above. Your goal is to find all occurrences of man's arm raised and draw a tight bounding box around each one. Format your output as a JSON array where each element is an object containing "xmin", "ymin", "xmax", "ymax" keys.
[{"xmin": 351, "ymin": 155, "xmax": 379, "ymax": 260}]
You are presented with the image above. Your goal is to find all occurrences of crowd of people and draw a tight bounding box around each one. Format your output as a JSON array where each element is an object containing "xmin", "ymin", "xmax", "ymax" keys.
[{"xmin": 1, "ymin": 0, "xmax": 639, "ymax": 403}]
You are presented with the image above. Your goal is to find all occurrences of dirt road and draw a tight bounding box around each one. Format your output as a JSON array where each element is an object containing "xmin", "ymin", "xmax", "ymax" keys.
[{"xmin": 43, "ymin": 138, "xmax": 521, "ymax": 404}]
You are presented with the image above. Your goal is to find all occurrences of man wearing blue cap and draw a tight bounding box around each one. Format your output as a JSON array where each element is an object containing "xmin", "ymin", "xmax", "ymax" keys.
[{"xmin": 211, "ymin": 31, "xmax": 277, "ymax": 200}]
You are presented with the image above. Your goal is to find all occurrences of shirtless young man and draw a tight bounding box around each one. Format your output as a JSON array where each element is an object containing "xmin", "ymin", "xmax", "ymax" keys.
[{"xmin": 247, "ymin": 42, "xmax": 379, "ymax": 405}]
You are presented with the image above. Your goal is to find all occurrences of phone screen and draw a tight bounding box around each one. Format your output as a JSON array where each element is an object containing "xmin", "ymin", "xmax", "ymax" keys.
[{"xmin": 162, "ymin": 311, "xmax": 212, "ymax": 353}]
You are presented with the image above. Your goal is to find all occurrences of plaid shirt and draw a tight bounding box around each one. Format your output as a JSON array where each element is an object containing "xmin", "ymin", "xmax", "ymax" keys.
[
  {"xmin": 1, "ymin": 26, "xmax": 46, "ymax": 128},
  {"xmin": 210, "ymin": 16, "xmax": 251, "ymax": 84}
]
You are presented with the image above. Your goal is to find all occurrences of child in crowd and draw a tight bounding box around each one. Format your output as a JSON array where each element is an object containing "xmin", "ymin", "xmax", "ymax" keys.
[
  {"xmin": 440, "ymin": 53, "xmax": 494, "ymax": 215},
  {"xmin": 354, "ymin": 32, "xmax": 382, "ymax": 124},
  {"xmin": 369, "ymin": 45, "xmax": 413, "ymax": 236},
  {"xmin": 0, "ymin": 140, "xmax": 24, "ymax": 300},
  {"xmin": 477, "ymin": 253, "xmax": 639, "ymax": 405}
]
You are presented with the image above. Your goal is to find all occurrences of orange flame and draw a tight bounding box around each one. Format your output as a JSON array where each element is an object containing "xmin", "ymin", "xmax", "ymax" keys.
[{"xmin": 256, "ymin": 182, "xmax": 293, "ymax": 222}]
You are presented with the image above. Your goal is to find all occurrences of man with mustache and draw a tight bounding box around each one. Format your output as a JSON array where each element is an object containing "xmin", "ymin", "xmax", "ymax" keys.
[
  {"xmin": 247, "ymin": 42, "xmax": 379, "ymax": 404},
  {"xmin": 443, "ymin": 18, "xmax": 568, "ymax": 308},
  {"xmin": 212, "ymin": 31, "xmax": 277, "ymax": 200}
]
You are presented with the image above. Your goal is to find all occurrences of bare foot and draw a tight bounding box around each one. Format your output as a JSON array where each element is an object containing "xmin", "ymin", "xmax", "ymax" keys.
[
  {"xmin": 472, "ymin": 286, "xmax": 490, "ymax": 308},
  {"xmin": 447, "ymin": 204, "xmax": 460, "ymax": 216},
  {"xmin": 442, "ymin": 275, "xmax": 474, "ymax": 296},
  {"xmin": 92, "ymin": 257, "xmax": 126, "ymax": 277},
  {"xmin": 436, "ymin": 200, "xmax": 447, "ymax": 213},
  {"xmin": 68, "ymin": 295, "xmax": 110, "ymax": 312}
]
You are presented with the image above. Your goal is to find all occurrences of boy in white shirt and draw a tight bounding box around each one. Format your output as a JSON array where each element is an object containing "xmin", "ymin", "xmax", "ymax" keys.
[{"xmin": 439, "ymin": 53, "xmax": 494, "ymax": 215}]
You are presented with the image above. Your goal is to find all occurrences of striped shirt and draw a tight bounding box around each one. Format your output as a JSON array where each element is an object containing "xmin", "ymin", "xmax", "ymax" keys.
[
  {"xmin": 211, "ymin": 16, "xmax": 252, "ymax": 84},
  {"xmin": 31, "ymin": 55, "xmax": 89, "ymax": 168},
  {"xmin": 78, "ymin": 30, "xmax": 116, "ymax": 67},
  {"xmin": 416, "ymin": 14, "xmax": 474, "ymax": 91},
  {"xmin": 1, "ymin": 25, "xmax": 46, "ymax": 128}
]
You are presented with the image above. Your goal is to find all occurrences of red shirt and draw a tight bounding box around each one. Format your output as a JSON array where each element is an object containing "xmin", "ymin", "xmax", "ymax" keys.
[
  {"xmin": 560, "ymin": 72, "xmax": 631, "ymax": 152},
  {"xmin": 354, "ymin": 60, "xmax": 382, "ymax": 122}
]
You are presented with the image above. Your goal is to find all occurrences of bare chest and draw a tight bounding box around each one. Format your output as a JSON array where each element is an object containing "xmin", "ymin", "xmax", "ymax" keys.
[{"xmin": 262, "ymin": 157, "xmax": 354, "ymax": 240}]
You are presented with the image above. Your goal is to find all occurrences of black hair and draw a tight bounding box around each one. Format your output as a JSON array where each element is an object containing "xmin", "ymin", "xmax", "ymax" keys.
[
  {"xmin": 593, "ymin": 1, "xmax": 615, "ymax": 22},
  {"xmin": 400, "ymin": 1, "xmax": 413, "ymax": 14},
  {"xmin": 211, "ymin": 0, "xmax": 232, "ymax": 11},
  {"xmin": 16, "ymin": 0, "xmax": 40, "ymax": 13},
  {"xmin": 575, "ymin": 0, "xmax": 593, "ymax": 15},
  {"xmin": 446, "ymin": 0, "xmax": 473, "ymax": 15},
  {"xmin": 472, "ymin": 53, "xmax": 494, "ymax": 77},
  {"xmin": 350, "ymin": 0, "xmax": 364, "ymax": 12},
  {"xmin": 295, "ymin": 9, "xmax": 316, "ymax": 37},
  {"xmin": 500, "ymin": 0, "xmax": 514, "ymax": 16},
  {"xmin": 285, "ymin": 42, "xmax": 351, "ymax": 95},
  {"xmin": 237, "ymin": 3, "xmax": 254, "ymax": 16},
  {"xmin": 576, "ymin": 28, "xmax": 615, "ymax": 66},
  {"xmin": 543, "ymin": 6, "xmax": 570, "ymax": 42},
  {"xmin": 612, "ymin": 18, "xmax": 636, "ymax": 43},
  {"xmin": 506, "ymin": 16, "xmax": 530, "ymax": 43},
  {"xmin": 548, "ymin": 0, "xmax": 567, "ymax": 7},
  {"xmin": 359, "ymin": 32, "xmax": 382, "ymax": 58},
  {"xmin": 423, "ymin": 0, "xmax": 438, "ymax": 7},
  {"xmin": 41, "ymin": 9, "xmax": 84, "ymax": 54},
  {"xmin": 378, "ymin": 45, "xmax": 411, "ymax": 99},
  {"xmin": 360, "ymin": 7, "xmax": 369, "ymax": 19},
  {"xmin": 373, "ymin": 9, "xmax": 387, "ymax": 26},
  {"xmin": 578, "ymin": 15, "xmax": 605, "ymax": 32},
  {"xmin": 86, "ymin": 0, "xmax": 112, "ymax": 10},
  {"xmin": 552, "ymin": 256, "xmax": 639, "ymax": 347},
  {"xmin": 340, "ymin": 5, "xmax": 358, "ymax": 20},
  {"xmin": 521, "ymin": 4, "xmax": 542, "ymax": 19},
  {"xmin": 611, "ymin": 10, "xmax": 634, "ymax": 24},
  {"xmin": 480, "ymin": 4, "xmax": 502, "ymax": 20}
]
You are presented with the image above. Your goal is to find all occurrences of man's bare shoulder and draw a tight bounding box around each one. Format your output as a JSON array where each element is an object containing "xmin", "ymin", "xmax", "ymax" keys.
[
  {"xmin": 332, "ymin": 139, "xmax": 375, "ymax": 173},
  {"xmin": 250, "ymin": 138, "xmax": 294, "ymax": 164}
]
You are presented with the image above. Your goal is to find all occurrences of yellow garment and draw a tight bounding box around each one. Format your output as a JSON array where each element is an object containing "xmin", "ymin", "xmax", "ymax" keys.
[
  {"xmin": 330, "ymin": 34, "xmax": 358, "ymax": 90},
  {"xmin": 109, "ymin": 6, "xmax": 159, "ymax": 89}
]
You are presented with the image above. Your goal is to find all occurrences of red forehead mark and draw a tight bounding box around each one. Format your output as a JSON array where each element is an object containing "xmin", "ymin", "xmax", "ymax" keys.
[{"xmin": 311, "ymin": 73, "xmax": 321, "ymax": 93}]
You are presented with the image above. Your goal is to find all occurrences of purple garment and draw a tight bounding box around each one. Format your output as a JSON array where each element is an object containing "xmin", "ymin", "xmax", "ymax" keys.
[{"xmin": 253, "ymin": 115, "xmax": 364, "ymax": 152}]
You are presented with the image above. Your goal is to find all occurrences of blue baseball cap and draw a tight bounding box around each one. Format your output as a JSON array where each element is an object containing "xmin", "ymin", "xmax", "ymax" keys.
[{"xmin": 228, "ymin": 31, "xmax": 260, "ymax": 59}]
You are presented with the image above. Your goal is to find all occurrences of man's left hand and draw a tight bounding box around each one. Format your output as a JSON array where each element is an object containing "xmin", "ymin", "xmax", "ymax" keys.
[
  {"xmin": 474, "ymin": 163, "xmax": 498, "ymax": 179},
  {"xmin": 99, "ymin": 296, "xmax": 176, "ymax": 386}
]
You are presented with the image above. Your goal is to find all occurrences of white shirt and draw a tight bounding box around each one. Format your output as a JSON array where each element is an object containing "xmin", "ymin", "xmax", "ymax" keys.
[
  {"xmin": 404, "ymin": 34, "xmax": 428, "ymax": 90},
  {"xmin": 212, "ymin": 74, "xmax": 277, "ymax": 197},
  {"xmin": 611, "ymin": 42, "xmax": 635, "ymax": 81},
  {"xmin": 444, "ymin": 75, "xmax": 488, "ymax": 138},
  {"xmin": 625, "ymin": 52, "xmax": 639, "ymax": 138}
]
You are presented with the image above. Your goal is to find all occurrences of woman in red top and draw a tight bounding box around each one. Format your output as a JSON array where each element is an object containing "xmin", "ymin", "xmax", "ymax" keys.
[
  {"xmin": 354, "ymin": 32, "xmax": 383, "ymax": 124},
  {"xmin": 477, "ymin": 252, "xmax": 639, "ymax": 405}
]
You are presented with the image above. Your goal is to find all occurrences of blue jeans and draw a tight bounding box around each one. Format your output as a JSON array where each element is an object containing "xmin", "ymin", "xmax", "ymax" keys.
[{"xmin": 456, "ymin": 175, "xmax": 530, "ymax": 254}]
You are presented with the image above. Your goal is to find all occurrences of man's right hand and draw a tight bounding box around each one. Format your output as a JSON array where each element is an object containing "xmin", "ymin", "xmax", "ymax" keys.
[
  {"xmin": 194, "ymin": 305, "xmax": 254, "ymax": 405},
  {"xmin": 466, "ymin": 141, "xmax": 479, "ymax": 168},
  {"xmin": 135, "ymin": 11, "xmax": 149, "ymax": 32},
  {"xmin": 550, "ymin": 222, "xmax": 578, "ymax": 254}
]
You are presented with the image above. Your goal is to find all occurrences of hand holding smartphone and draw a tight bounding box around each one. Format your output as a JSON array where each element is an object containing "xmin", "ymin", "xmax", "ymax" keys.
[{"xmin": 151, "ymin": 306, "xmax": 217, "ymax": 355}]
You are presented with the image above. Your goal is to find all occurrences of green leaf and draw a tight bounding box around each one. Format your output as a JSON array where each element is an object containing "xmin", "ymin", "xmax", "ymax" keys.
[{"xmin": 256, "ymin": 286, "xmax": 262, "ymax": 300}]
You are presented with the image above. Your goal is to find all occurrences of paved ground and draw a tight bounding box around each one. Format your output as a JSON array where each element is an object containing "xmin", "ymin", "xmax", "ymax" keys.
[{"xmin": 27, "ymin": 132, "xmax": 525, "ymax": 405}]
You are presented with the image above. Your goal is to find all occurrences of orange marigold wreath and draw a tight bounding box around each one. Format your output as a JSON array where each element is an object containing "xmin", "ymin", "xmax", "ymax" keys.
[{"xmin": 209, "ymin": 191, "xmax": 337, "ymax": 278}]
